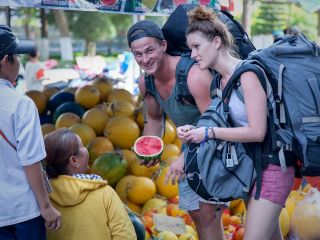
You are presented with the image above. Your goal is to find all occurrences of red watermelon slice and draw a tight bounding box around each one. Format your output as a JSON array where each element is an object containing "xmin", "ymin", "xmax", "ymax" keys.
[{"xmin": 133, "ymin": 136, "xmax": 163, "ymax": 162}]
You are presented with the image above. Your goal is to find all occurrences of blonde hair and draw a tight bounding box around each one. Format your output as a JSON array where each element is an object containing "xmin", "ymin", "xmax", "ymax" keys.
[{"xmin": 187, "ymin": 5, "xmax": 234, "ymax": 51}]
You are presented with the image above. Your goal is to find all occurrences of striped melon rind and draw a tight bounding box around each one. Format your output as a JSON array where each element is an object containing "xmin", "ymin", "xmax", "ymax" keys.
[{"xmin": 133, "ymin": 136, "xmax": 164, "ymax": 162}]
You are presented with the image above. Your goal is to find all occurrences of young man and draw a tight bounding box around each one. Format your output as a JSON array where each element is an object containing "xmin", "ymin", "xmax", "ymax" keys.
[
  {"xmin": 0, "ymin": 25, "xmax": 61, "ymax": 239},
  {"xmin": 127, "ymin": 20, "xmax": 224, "ymax": 240}
]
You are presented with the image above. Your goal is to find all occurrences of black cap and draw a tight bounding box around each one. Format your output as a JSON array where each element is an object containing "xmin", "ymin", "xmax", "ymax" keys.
[
  {"xmin": 127, "ymin": 20, "xmax": 164, "ymax": 47},
  {"xmin": 0, "ymin": 25, "xmax": 35, "ymax": 59}
]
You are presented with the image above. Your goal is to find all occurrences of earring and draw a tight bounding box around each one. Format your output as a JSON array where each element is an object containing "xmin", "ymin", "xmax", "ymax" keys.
[{"xmin": 75, "ymin": 163, "xmax": 80, "ymax": 168}]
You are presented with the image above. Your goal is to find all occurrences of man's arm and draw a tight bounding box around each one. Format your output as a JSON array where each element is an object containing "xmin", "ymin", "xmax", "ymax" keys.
[
  {"xmin": 24, "ymin": 162, "xmax": 61, "ymax": 230},
  {"xmin": 138, "ymin": 75, "xmax": 163, "ymax": 137},
  {"xmin": 187, "ymin": 65, "xmax": 213, "ymax": 113},
  {"xmin": 138, "ymin": 75, "xmax": 163, "ymax": 166}
]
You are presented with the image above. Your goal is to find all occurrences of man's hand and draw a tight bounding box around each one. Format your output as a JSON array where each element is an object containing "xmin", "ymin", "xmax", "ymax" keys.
[
  {"xmin": 138, "ymin": 158, "xmax": 160, "ymax": 167},
  {"xmin": 40, "ymin": 204, "xmax": 61, "ymax": 230},
  {"xmin": 165, "ymin": 155, "xmax": 185, "ymax": 185}
]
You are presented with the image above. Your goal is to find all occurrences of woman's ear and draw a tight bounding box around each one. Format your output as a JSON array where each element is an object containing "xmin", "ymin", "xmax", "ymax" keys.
[
  {"xmin": 69, "ymin": 156, "xmax": 80, "ymax": 168},
  {"xmin": 161, "ymin": 40, "xmax": 167, "ymax": 52},
  {"xmin": 213, "ymin": 36, "xmax": 222, "ymax": 50}
]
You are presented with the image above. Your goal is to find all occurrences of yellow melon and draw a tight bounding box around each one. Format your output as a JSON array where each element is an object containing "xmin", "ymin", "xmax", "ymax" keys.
[
  {"xmin": 41, "ymin": 123, "xmax": 55, "ymax": 137},
  {"xmin": 75, "ymin": 85, "xmax": 100, "ymax": 109},
  {"xmin": 82, "ymin": 108, "xmax": 109, "ymax": 135},
  {"xmin": 42, "ymin": 87, "xmax": 59, "ymax": 100},
  {"xmin": 107, "ymin": 100, "xmax": 135, "ymax": 118},
  {"xmin": 156, "ymin": 166, "xmax": 178, "ymax": 199},
  {"xmin": 92, "ymin": 78, "xmax": 113, "ymax": 101},
  {"xmin": 107, "ymin": 89, "xmax": 135, "ymax": 105},
  {"xmin": 279, "ymin": 208, "xmax": 290, "ymax": 237},
  {"xmin": 161, "ymin": 144, "xmax": 181, "ymax": 161},
  {"xmin": 291, "ymin": 194, "xmax": 320, "ymax": 240},
  {"xmin": 130, "ymin": 160, "xmax": 160, "ymax": 178},
  {"xmin": 115, "ymin": 175, "xmax": 137, "ymax": 201},
  {"xmin": 135, "ymin": 109, "xmax": 145, "ymax": 129},
  {"xmin": 127, "ymin": 177, "xmax": 156, "ymax": 205},
  {"xmin": 173, "ymin": 137, "xmax": 182, "ymax": 150},
  {"xmin": 119, "ymin": 149, "xmax": 138, "ymax": 170},
  {"xmin": 230, "ymin": 199, "xmax": 246, "ymax": 216},
  {"xmin": 55, "ymin": 112, "xmax": 81, "ymax": 129},
  {"xmin": 25, "ymin": 90, "xmax": 47, "ymax": 114},
  {"xmin": 104, "ymin": 116, "xmax": 140, "ymax": 149},
  {"xmin": 163, "ymin": 120, "xmax": 177, "ymax": 144},
  {"xmin": 141, "ymin": 198, "xmax": 167, "ymax": 214},
  {"xmin": 93, "ymin": 102, "xmax": 110, "ymax": 114},
  {"xmin": 69, "ymin": 123, "xmax": 96, "ymax": 146},
  {"xmin": 178, "ymin": 233, "xmax": 197, "ymax": 240},
  {"xmin": 87, "ymin": 137, "xmax": 114, "ymax": 164},
  {"xmin": 126, "ymin": 201, "xmax": 142, "ymax": 215},
  {"xmin": 157, "ymin": 231, "xmax": 178, "ymax": 240}
]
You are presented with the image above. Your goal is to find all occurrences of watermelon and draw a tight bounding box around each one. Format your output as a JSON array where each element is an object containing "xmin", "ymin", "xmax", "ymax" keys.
[{"xmin": 133, "ymin": 136, "xmax": 163, "ymax": 162}]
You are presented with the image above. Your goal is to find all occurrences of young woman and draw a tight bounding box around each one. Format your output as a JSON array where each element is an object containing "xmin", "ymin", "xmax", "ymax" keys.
[
  {"xmin": 44, "ymin": 128, "xmax": 136, "ymax": 240},
  {"xmin": 177, "ymin": 5, "xmax": 295, "ymax": 240}
]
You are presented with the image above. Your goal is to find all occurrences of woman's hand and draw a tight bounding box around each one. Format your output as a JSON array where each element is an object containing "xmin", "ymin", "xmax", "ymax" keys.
[
  {"xmin": 184, "ymin": 127, "xmax": 206, "ymax": 144},
  {"xmin": 177, "ymin": 125, "xmax": 196, "ymax": 143}
]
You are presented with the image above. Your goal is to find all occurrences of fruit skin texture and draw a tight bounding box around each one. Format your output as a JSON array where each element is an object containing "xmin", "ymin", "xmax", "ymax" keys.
[
  {"xmin": 133, "ymin": 136, "xmax": 164, "ymax": 162},
  {"xmin": 75, "ymin": 85, "xmax": 100, "ymax": 109},
  {"xmin": 156, "ymin": 166, "xmax": 178, "ymax": 199},
  {"xmin": 127, "ymin": 177, "xmax": 156, "ymax": 205},
  {"xmin": 104, "ymin": 116, "xmax": 140, "ymax": 149},
  {"xmin": 82, "ymin": 108, "xmax": 109, "ymax": 135},
  {"xmin": 91, "ymin": 152, "xmax": 127, "ymax": 187},
  {"xmin": 87, "ymin": 137, "xmax": 114, "ymax": 164}
]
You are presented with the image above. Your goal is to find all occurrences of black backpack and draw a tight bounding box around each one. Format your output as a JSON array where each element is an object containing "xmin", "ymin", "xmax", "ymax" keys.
[{"xmin": 145, "ymin": 4, "xmax": 256, "ymax": 104}]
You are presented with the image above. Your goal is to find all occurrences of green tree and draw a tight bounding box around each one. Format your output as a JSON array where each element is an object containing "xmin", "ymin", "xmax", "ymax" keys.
[
  {"xmin": 252, "ymin": 0, "xmax": 289, "ymax": 35},
  {"xmin": 71, "ymin": 11, "xmax": 117, "ymax": 56}
]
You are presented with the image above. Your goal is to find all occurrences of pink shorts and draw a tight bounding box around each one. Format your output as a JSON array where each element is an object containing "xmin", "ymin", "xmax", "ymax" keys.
[{"xmin": 250, "ymin": 164, "xmax": 295, "ymax": 207}]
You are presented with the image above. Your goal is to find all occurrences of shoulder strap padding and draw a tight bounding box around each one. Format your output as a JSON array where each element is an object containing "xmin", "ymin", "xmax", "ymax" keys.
[{"xmin": 175, "ymin": 55, "xmax": 197, "ymax": 105}]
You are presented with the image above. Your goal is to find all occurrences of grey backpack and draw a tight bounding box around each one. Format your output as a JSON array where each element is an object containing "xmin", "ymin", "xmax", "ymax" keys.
[
  {"xmin": 223, "ymin": 34, "xmax": 320, "ymax": 178},
  {"xmin": 184, "ymin": 92, "xmax": 256, "ymax": 202}
]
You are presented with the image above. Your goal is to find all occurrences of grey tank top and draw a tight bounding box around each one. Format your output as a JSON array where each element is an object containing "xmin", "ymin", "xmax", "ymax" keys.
[{"xmin": 152, "ymin": 80, "xmax": 201, "ymax": 127}]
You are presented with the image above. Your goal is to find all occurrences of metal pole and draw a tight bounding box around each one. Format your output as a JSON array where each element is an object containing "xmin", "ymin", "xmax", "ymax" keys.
[{"xmin": 6, "ymin": 6, "xmax": 10, "ymax": 27}]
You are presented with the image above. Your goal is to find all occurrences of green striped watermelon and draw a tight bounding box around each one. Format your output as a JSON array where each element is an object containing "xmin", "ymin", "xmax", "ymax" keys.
[{"xmin": 133, "ymin": 136, "xmax": 164, "ymax": 162}]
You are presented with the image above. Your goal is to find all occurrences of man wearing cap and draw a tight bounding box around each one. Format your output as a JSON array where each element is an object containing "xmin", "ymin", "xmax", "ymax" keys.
[
  {"xmin": 127, "ymin": 20, "xmax": 224, "ymax": 240},
  {"xmin": 0, "ymin": 25, "xmax": 61, "ymax": 239}
]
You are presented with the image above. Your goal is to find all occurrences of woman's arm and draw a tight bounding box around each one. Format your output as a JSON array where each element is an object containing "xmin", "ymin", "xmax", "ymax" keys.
[{"xmin": 183, "ymin": 71, "xmax": 267, "ymax": 143}]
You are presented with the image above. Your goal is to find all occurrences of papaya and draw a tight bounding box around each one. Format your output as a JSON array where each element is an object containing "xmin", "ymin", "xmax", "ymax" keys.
[{"xmin": 91, "ymin": 152, "xmax": 127, "ymax": 187}]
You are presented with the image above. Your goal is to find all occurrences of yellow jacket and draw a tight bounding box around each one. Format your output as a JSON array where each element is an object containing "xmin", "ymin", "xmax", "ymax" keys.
[{"xmin": 47, "ymin": 175, "xmax": 136, "ymax": 240}]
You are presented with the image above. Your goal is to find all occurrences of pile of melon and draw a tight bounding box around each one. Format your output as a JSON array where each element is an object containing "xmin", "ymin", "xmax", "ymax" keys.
[{"xmin": 27, "ymin": 78, "xmax": 320, "ymax": 240}]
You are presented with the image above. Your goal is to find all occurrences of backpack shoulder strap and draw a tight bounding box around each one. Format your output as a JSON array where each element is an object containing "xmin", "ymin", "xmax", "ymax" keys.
[
  {"xmin": 144, "ymin": 74, "xmax": 157, "ymax": 98},
  {"xmin": 175, "ymin": 55, "xmax": 197, "ymax": 105},
  {"xmin": 222, "ymin": 61, "xmax": 268, "ymax": 101}
]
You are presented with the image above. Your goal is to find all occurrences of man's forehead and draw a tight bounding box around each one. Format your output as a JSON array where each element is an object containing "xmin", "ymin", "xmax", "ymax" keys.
[{"xmin": 130, "ymin": 37, "xmax": 160, "ymax": 51}]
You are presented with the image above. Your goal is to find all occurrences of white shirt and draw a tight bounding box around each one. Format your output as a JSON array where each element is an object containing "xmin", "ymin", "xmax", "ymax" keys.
[{"xmin": 0, "ymin": 78, "xmax": 46, "ymax": 226}]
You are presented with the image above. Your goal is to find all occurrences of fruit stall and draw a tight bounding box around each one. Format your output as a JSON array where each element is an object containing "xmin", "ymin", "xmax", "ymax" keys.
[
  {"xmin": 26, "ymin": 77, "xmax": 320, "ymax": 240},
  {"xmin": 2, "ymin": 1, "xmax": 320, "ymax": 239}
]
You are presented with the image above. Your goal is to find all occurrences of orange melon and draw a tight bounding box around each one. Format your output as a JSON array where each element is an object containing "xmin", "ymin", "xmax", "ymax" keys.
[
  {"xmin": 104, "ymin": 116, "xmax": 140, "ymax": 149},
  {"xmin": 127, "ymin": 177, "xmax": 156, "ymax": 205},
  {"xmin": 82, "ymin": 108, "xmax": 109, "ymax": 135},
  {"xmin": 25, "ymin": 90, "xmax": 47, "ymax": 114},
  {"xmin": 87, "ymin": 137, "xmax": 114, "ymax": 164},
  {"xmin": 163, "ymin": 120, "xmax": 177, "ymax": 144},
  {"xmin": 107, "ymin": 89, "xmax": 135, "ymax": 105},
  {"xmin": 75, "ymin": 85, "xmax": 100, "ymax": 109},
  {"xmin": 92, "ymin": 78, "xmax": 113, "ymax": 101},
  {"xmin": 69, "ymin": 123, "xmax": 96, "ymax": 146},
  {"xmin": 55, "ymin": 112, "xmax": 81, "ymax": 129}
]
